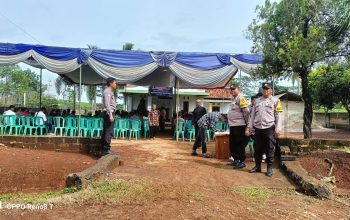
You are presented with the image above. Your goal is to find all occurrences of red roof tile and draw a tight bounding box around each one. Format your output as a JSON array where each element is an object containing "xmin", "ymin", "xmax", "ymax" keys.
[{"xmin": 205, "ymin": 89, "xmax": 232, "ymax": 100}]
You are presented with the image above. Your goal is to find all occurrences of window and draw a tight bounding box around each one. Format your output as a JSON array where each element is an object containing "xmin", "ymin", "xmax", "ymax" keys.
[{"xmin": 212, "ymin": 106, "xmax": 220, "ymax": 112}]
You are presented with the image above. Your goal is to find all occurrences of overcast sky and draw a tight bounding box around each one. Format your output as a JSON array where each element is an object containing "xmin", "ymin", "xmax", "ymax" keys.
[{"xmin": 0, "ymin": 0, "xmax": 269, "ymax": 101}]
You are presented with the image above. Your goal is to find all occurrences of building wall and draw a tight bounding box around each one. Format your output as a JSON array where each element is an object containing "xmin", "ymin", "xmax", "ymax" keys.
[{"xmin": 203, "ymin": 101, "xmax": 231, "ymax": 114}]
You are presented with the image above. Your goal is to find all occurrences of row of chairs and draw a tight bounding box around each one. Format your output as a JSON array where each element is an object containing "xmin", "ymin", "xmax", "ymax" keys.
[
  {"xmin": 0, "ymin": 115, "xmax": 104, "ymax": 137},
  {"xmin": 174, "ymin": 120, "xmax": 229, "ymax": 141},
  {"xmin": 113, "ymin": 118, "xmax": 149, "ymax": 140}
]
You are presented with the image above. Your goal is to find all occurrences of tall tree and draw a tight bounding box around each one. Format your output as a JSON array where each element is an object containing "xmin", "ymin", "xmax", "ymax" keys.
[
  {"xmin": 247, "ymin": 0, "xmax": 350, "ymax": 138},
  {"xmin": 86, "ymin": 44, "xmax": 100, "ymax": 110}
]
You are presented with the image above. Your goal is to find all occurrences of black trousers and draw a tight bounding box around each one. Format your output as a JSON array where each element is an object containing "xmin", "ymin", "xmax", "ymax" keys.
[
  {"xmin": 150, "ymin": 126, "xmax": 158, "ymax": 138},
  {"xmin": 192, "ymin": 127, "xmax": 207, "ymax": 154},
  {"xmin": 229, "ymin": 126, "xmax": 248, "ymax": 162},
  {"xmin": 253, "ymin": 126, "xmax": 276, "ymax": 165},
  {"xmin": 101, "ymin": 113, "xmax": 115, "ymax": 152}
]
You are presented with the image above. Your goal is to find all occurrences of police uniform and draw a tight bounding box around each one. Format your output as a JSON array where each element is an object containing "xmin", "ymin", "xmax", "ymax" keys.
[
  {"xmin": 248, "ymin": 83, "xmax": 283, "ymax": 176},
  {"xmin": 227, "ymin": 88, "xmax": 250, "ymax": 167},
  {"xmin": 101, "ymin": 86, "xmax": 116, "ymax": 154}
]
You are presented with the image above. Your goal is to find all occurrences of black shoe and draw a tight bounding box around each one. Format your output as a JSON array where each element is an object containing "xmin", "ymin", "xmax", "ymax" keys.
[
  {"xmin": 234, "ymin": 162, "xmax": 246, "ymax": 169},
  {"xmin": 232, "ymin": 160, "xmax": 239, "ymax": 167},
  {"xmin": 249, "ymin": 165, "xmax": 262, "ymax": 173},
  {"xmin": 101, "ymin": 150, "xmax": 117, "ymax": 156},
  {"xmin": 266, "ymin": 165, "xmax": 273, "ymax": 177},
  {"xmin": 191, "ymin": 151, "xmax": 198, "ymax": 156}
]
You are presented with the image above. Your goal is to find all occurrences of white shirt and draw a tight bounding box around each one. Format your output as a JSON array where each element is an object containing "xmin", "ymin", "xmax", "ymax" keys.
[
  {"xmin": 35, "ymin": 111, "xmax": 47, "ymax": 125},
  {"xmin": 3, "ymin": 110, "xmax": 16, "ymax": 116}
]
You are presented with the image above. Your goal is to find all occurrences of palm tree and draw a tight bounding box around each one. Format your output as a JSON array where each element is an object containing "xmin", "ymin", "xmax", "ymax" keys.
[{"xmin": 122, "ymin": 42, "xmax": 134, "ymax": 50}]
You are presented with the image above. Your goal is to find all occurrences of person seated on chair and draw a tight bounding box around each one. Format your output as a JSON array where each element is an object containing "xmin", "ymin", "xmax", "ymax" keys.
[
  {"xmin": 173, "ymin": 113, "xmax": 185, "ymax": 129},
  {"xmin": 3, "ymin": 105, "xmax": 16, "ymax": 116},
  {"xmin": 35, "ymin": 107, "xmax": 53, "ymax": 134}
]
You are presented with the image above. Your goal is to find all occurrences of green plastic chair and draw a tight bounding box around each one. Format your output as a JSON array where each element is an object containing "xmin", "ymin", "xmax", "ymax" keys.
[
  {"xmin": 117, "ymin": 119, "xmax": 128, "ymax": 139},
  {"xmin": 0, "ymin": 115, "xmax": 4, "ymax": 135},
  {"xmin": 90, "ymin": 118, "xmax": 103, "ymax": 137},
  {"xmin": 185, "ymin": 120, "xmax": 195, "ymax": 142},
  {"xmin": 129, "ymin": 120, "xmax": 141, "ymax": 140},
  {"xmin": 143, "ymin": 119, "xmax": 150, "ymax": 139},
  {"xmin": 247, "ymin": 140, "xmax": 254, "ymax": 157},
  {"xmin": 53, "ymin": 117, "xmax": 65, "ymax": 136},
  {"xmin": 23, "ymin": 116, "xmax": 36, "ymax": 136},
  {"xmin": 4, "ymin": 115, "xmax": 21, "ymax": 135},
  {"xmin": 113, "ymin": 118, "xmax": 121, "ymax": 138},
  {"xmin": 34, "ymin": 116, "xmax": 48, "ymax": 135},
  {"xmin": 65, "ymin": 117, "xmax": 77, "ymax": 136},
  {"xmin": 174, "ymin": 121, "xmax": 185, "ymax": 141},
  {"xmin": 79, "ymin": 117, "xmax": 90, "ymax": 137}
]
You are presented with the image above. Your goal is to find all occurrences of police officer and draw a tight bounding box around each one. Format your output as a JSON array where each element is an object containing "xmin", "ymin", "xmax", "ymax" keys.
[
  {"xmin": 227, "ymin": 83, "xmax": 250, "ymax": 169},
  {"xmin": 248, "ymin": 82, "xmax": 283, "ymax": 177},
  {"xmin": 101, "ymin": 77, "xmax": 117, "ymax": 156}
]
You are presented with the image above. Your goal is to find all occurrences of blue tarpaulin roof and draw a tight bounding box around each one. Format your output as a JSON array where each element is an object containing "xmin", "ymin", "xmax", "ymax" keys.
[{"xmin": 0, "ymin": 42, "xmax": 263, "ymax": 88}]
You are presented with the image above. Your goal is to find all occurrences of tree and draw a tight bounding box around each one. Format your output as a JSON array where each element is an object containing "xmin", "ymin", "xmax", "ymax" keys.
[
  {"xmin": 0, "ymin": 65, "xmax": 42, "ymax": 106},
  {"xmin": 247, "ymin": 0, "xmax": 350, "ymax": 138},
  {"xmin": 122, "ymin": 42, "xmax": 134, "ymax": 50},
  {"xmin": 309, "ymin": 66, "xmax": 339, "ymax": 127}
]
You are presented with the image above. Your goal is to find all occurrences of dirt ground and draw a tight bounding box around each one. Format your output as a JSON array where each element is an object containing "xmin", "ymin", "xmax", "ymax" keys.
[
  {"xmin": 1, "ymin": 135, "xmax": 350, "ymax": 220},
  {"xmin": 299, "ymin": 150, "xmax": 350, "ymax": 195},
  {"xmin": 0, "ymin": 147, "xmax": 97, "ymax": 193},
  {"xmin": 286, "ymin": 129, "xmax": 350, "ymax": 140}
]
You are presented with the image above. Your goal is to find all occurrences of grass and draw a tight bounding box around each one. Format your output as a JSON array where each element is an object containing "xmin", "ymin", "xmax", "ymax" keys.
[
  {"xmin": 339, "ymin": 147, "xmax": 350, "ymax": 154},
  {"xmin": 0, "ymin": 187, "xmax": 80, "ymax": 204},
  {"xmin": 231, "ymin": 187, "xmax": 294, "ymax": 203},
  {"xmin": 187, "ymin": 192, "xmax": 204, "ymax": 201},
  {"xmin": 314, "ymin": 108, "xmax": 348, "ymax": 113},
  {"xmin": 0, "ymin": 179, "xmax": 160, "ymax": 206}
]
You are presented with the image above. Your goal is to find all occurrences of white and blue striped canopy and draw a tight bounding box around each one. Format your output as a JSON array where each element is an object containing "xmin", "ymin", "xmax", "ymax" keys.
[{"xmin": 0, "ymin": 43, "xmax": 263, "ymax": 88}]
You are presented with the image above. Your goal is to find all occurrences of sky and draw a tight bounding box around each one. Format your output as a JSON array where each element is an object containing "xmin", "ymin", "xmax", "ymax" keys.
[{"xmin": 0, "ymin": 0, "xmax": 269, "ymax": 101}]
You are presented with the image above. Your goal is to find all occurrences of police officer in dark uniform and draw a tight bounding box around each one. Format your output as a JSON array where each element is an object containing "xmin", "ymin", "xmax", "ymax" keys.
[
  {"xmin": 227, "ymin": 83, "xmax": 250, "ymax": 169},
  {"xmin": 101, "ymin": 77, "xmax": 117, "ymax": 156},
  {"xmin": 248, "ymin": 83, "xmax": 283, "ymax": 176},
  {"xmin": 192, "ymin": 99, "xmax": 207, "ymax": 156}
]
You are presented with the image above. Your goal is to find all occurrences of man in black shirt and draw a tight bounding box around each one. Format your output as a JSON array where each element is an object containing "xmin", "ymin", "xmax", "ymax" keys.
[{"xmin": 192, "ymin": 99, "xmax": 207, "ymax": 156}]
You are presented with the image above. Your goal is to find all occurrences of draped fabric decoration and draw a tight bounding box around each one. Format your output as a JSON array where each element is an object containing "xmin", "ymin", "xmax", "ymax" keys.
[
  {"xmin": 231, "ymin": 54, "xmax": 263, "ymax": 74},
  {"xmin": 0, "ymin": 43, "xmax": 263, "ymax": 88}
]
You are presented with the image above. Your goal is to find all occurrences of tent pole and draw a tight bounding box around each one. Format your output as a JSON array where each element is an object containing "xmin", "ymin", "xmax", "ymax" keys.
[
  {"xmin": 176, "ymin": 77, "xmax": 179, "ymax": 141},
  {"xmin": 39, "ymin": 68, "xmax": 42, "ymax": 108},
  {"xmin": 73, "ymin": 85, "xmax": 76, "ymax": 111},
  {"xmin": 78, "ymin": 66, "xmax": 82, "ymax": 137}
]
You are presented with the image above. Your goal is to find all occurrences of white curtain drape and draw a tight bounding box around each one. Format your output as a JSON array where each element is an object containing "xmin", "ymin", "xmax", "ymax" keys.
[{"xmin": 169, "ymin": 62, "xmax": 238, "ymax": 88}]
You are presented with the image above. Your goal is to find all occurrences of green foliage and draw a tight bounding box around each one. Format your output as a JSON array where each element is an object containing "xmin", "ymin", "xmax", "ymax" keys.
[
  {"xmin": 0, "ymin": 65, "xmax": 44, "ymax": 106},
  {"xmin": 247, "ymin": 0, "xmax": 350, "ymax": 137},
  {"xmin": 122, "ymin": 42, "xmax": 134, "ymax": 50}
]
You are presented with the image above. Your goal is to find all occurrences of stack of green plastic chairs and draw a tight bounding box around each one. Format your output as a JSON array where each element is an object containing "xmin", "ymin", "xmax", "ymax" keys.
[
  {"xmin": 53, "ymin": 116, "xmax": 65, "ymax": 136},
  {"xmin": 174, "ymin": 121, "xmax": 185, "ymax": 141},
  {"xmin": 4, "ymin": 115, "xmax": 22, "ymax": 135},
  {"xmin": 143, "ymin": 119, "xmax": 150, "ymax": 139},
  {"xmin": 90, "ymin": 118, "xmax": 103, "ymax": 137},
  {"xmin": 129, "ymin": 119, "xmax": 141, "ymax": 140}
]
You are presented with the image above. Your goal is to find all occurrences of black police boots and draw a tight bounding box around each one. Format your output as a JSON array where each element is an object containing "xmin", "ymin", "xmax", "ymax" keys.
[
  {"xmin": 266, "ymin": 164, "xmax": 273, "ymax": 177},
  {"xmin": 249, "ymin": 164, "xmax": 261, "ymax": 173}
]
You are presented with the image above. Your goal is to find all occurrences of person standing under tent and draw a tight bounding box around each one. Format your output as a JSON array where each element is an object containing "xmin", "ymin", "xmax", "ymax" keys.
[
  {"xmin": 148, "ymin": 104, "xmax": 160, "ymax": 139},
  {"xmin": 101, "ymin": 77, "xmax": 117, "ymax": 156},
  {"xmin": 192, "ymin": 99, "xmax": 206, "ymax": 155},
  {"xmin": 227, "ymin": 83, "xmax": 250, "ymax": 169},
  {"xmin": 192, "ymin": 112, "xmax": 227, "ymax": 158},
  {"xmin": 248, "ymin": 83, "xmax": 283, "ymax": 177}
]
